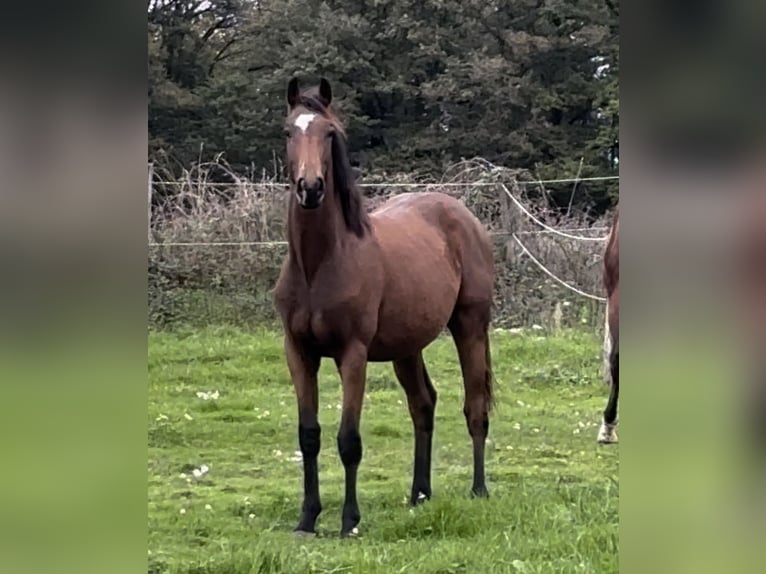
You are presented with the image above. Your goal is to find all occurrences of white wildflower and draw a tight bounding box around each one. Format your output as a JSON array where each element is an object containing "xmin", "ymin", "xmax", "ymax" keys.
[
  {"xmin": 192, "ymin": 464, "xmax": 210, "ymax": 478},
  {"xmin": 184, "ymin": 413, "xmax": 193, "ymax": 421},
  {"xmin": 196, "ymin": 390, "xmax": 219, "ymax": 401},
  {"xmin": 180, "ymin": 508, "xmax": 186, "ymax": 515},
  {"xmin": 155, "ymin": 414, "xmax": 168, "ymax": 422},
  {"xmin": 513, "ymin": 422, "xmax": 521, "ymax": 430},
  {"xmin": 205, "ymin": 504, "xmax": 213, "ymax": 511},
  {"xmin": 248, "ymin": 513, "xmax": 255, "ymax": 520},
  {"xmin": 289, "ymin": 451, "xmax": 303, "ymax": 462}
]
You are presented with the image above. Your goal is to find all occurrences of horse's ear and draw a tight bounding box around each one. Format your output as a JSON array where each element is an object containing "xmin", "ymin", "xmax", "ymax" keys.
[
  {"xmin": 287, "ymin": 77, "xmax": 300, "ymax": 109},
  {"xmin": 319, "ymin": 78, "xmax": 332, "ymax": 106}
]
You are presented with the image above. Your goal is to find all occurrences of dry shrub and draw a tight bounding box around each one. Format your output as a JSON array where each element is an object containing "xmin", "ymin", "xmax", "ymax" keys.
[{"xmin": 149, "ymin": 158, "xmax": 614, "ymax": 330}]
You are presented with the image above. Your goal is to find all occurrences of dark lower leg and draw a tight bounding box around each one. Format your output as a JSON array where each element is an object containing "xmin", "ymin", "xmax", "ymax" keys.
[
  {"xmin": 410, "ymin": 401, "xmax": 435, "ymax": 504},
  {"xmin": 336, "ymin": 343, "xmax": 367, "ymax": 536},
  {"xmin": 603, "ymin": 349, "xmax": 619, "ymax": 425},
  {"xmin": 598, "ymin": 348, "xmax": 619, "ymax": 443},
  {"xmin": 466, "ymin": 404, "xmax": 489, "ymax": 497},
  {"xmin": 338, "ymin": 425, "xmax": 362, "ymax": 534},
  {"xmin": 295, "ymin": 419, "xmax": 322, "ymax": 532},
  {"xmin": 395, "ymin": 357, "xmax": 437, "ymax": 505},
  {"xmin": 285, "ymin": 337, "xmax": 321, "ymax": 533}
]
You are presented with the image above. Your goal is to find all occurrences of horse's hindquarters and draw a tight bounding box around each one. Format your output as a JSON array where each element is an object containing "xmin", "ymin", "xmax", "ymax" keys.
[{"xmin": 368, "ymin": 193, "xmax": 493, "ymax": 361}]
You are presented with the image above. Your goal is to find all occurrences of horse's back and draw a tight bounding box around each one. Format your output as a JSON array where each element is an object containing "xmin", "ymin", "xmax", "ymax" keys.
[
  {"xmin": 372, "ymin": 192, "xmax": 491, "ymax": 253},
  {"xmin": 372, "ymin": 192, "xmax": 492, "ymax": 273}
]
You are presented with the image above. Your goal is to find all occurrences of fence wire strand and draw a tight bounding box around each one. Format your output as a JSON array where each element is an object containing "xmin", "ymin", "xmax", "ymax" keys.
[
  {"xmin": 153, "ymin": 175, "xmax": 619, "ymax": 188},
  {"xmin": 499, "ymin": 183, "xmax": 607, "ymax": 242},
  {"xmin": 511, "ymin": 233, "xmax": 607, "ymax": 302}
]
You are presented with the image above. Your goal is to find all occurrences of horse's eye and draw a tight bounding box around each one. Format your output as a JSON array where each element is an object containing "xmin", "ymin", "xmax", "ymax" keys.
[{"xmin": 284, "ymin": 129, "xmax": 292, "ymax": 138}]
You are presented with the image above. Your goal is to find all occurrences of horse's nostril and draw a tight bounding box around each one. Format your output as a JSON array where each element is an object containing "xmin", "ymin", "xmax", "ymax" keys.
[
  {"xmin": 301, "ymin": 179, "xmax": 324, "ymax": 194},
  {"xmin": 298, "ymin": 178, "xmax": 307, "ymax": 191}
]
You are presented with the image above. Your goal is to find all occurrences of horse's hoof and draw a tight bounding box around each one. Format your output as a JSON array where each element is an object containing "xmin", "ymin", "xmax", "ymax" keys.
[
  {"xmin": 293, "ymin": 529, "xmax": 317, "ymax": 538},
  {"xmin": 597, "ymin": 422, "xmax": 618, "ymax": 444},
  {"xmin": 470, "ymin": 487, "xmax": 489, "ymax": 499},
  {"xmin": 340, "ymin": 526, "xmax": 360, "ymax": 538},
  {"xmin": 409, "ymin": 491, "xmax": 430, "ymax": 506}
]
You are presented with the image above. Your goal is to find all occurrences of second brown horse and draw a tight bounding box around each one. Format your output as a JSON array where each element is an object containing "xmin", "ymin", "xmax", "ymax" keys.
[
  {"xmin": 597, "ymin": 209, "xmax": 619, "ymax": 443},
  {"xmin": 274, "ymin": 78, "xmax": 496, "ymax": 536}
]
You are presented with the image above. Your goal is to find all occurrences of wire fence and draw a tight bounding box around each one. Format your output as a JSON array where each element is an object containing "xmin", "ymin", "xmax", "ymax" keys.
[
  {"xmin": 151, "ymin": 175, "xmax": 620, "ymax": 188},
  {"xmin": 148, "ymin": 160, "xmax": 616, "ymax": 331}
]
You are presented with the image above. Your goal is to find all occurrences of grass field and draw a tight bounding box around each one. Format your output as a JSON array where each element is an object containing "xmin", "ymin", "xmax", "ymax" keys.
[{"xmin": 148, "ymin": 326, "xmax": 618, "ymax": 574}]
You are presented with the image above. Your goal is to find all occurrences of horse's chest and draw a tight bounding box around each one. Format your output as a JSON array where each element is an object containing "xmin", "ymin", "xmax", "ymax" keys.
[
  {"xmin": 290, "ymin": 306, "xmax": 336, "ymax": 345},
  {"xmin": 276, "ymin": 263, "xmax": 376, "ymax": 353}
]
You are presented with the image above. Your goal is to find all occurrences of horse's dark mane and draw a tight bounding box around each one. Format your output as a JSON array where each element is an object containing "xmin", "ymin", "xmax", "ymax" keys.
[
  {"xmin": 296, "ymin": 89, "xmax": 370, "ymax": 238},
  {"xmin": 330, "ymin": 130, "xmax": 370, "ymax": 238}
]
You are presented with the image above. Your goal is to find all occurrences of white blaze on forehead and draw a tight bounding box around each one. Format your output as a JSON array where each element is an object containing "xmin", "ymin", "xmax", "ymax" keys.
[{"xmin": 294, "ymin": 113, "xmax": 317, "ymax": 133}]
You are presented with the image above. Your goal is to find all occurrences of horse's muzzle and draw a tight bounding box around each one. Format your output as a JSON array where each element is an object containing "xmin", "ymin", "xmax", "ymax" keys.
[{"xmin": 296, "ymin": 177, "xmax": 325, "ymax": 209}]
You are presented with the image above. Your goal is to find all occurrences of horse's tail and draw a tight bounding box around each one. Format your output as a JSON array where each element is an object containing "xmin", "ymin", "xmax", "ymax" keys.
[{"xmin": 485, "ymin": 334, "xmax": 495, "ymax": 411}]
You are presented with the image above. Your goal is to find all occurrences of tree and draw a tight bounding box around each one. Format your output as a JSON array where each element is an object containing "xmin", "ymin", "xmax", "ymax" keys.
[{"xmin": 148, "ymin": 0, "xmax": 619, "ymax": 211}]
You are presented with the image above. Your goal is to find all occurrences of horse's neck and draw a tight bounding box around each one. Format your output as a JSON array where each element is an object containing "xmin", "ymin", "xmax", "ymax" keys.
[{"xmin": 287, "ymin": 192, "xmax": 348, "ymax": 285}]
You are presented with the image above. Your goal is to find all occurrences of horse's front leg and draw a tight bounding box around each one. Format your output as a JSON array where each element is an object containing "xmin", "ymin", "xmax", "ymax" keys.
[
  {"xmin": 335, "ymin": 341, "xmax": 368, "ymax": 537},
  {"xmin": 285, "ymin": 335, "xmax": 322, "ymax": 534}
]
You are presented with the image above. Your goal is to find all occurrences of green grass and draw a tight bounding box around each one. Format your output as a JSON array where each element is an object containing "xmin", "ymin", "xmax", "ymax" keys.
[{"xmin": 148, "ymin": 326, "xmax": 618, "ymax": 574}]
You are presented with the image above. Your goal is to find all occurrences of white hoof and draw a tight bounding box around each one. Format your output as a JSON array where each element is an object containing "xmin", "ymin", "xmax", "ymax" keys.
[{"xmin": 597, "ymin": 421, "xmax": 618, "ymax": 444}]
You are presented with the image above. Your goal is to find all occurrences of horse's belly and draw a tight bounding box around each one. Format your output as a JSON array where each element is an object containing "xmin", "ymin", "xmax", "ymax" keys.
[{"xmin": 368, "ymin": 282, "xmax": 458, "ymax": 361}]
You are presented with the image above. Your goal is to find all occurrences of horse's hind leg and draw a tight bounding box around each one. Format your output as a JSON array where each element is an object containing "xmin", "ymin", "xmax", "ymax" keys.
[
  {"xmin": 448, "ymin": 304, "xmax": 493, "ymax": 498},
  {"xmin": 598, "ymin": 345, "xmax": 619, "ymax": 444},
  {"xmin": 393, "ymin": 353, "xmax": 437, "ymax": 505}
]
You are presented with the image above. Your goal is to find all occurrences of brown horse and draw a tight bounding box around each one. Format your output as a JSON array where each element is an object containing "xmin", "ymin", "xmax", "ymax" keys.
[
  {"xmin": 273, "ymin": 78, "xmax": 496, "ymax": 536},
  {"xmin": 597, "ymin": 209, "xmax": 619, "ymax": 444}
]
